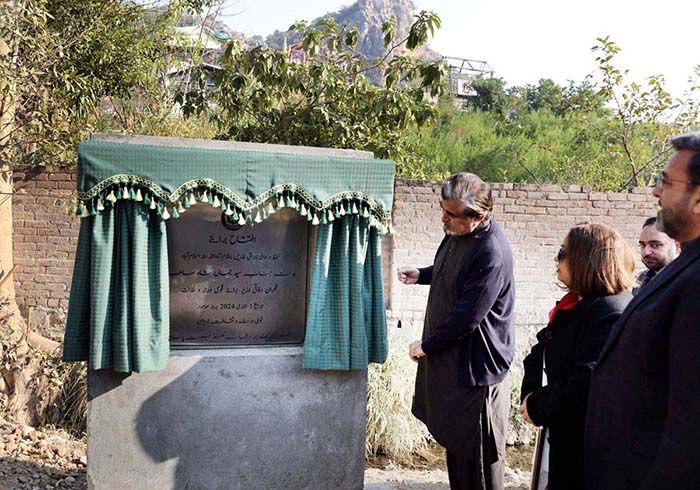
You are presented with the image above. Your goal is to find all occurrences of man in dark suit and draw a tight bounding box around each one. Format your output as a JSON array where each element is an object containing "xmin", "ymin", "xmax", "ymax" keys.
[
  {"xmin": 398, "ymin": 173, "xmax": 515, "ymax": 490},
  {"xmin": 633, "ymin": 216, "xmax": 679, "ymax": 295},
  {"xmin": 585, "ymin": 133, "xmax": 700, "ymax": 489}
]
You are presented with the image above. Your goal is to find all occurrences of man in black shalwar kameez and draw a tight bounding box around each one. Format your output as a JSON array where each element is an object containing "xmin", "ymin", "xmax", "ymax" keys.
[{"xmin": 398, "ymin": 173, "xmax": 515, "ymax": 490}]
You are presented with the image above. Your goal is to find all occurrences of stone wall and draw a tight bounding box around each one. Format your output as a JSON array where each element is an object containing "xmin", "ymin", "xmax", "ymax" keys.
[{"xmin": 11, "ymin": 171, "xmax": 657, "ymax": 368}]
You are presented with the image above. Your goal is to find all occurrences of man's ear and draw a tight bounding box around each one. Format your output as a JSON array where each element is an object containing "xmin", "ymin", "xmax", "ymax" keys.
[{"xmin": 692, "ymin": 186, "xmax": 700, "ymax": 216}]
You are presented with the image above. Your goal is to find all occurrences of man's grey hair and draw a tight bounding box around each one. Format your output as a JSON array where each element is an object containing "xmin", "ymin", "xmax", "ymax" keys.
[
  {"xmin": 671, "ymin": 133, "xmax": 700, "ymax": 183},
  {"xmin": 441, "ymin": 172, "xmax": 493, "ymax": 220}
]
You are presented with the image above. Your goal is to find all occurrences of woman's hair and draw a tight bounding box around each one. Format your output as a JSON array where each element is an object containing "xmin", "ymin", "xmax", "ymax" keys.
[{"xmin": 564, "ymin": 222, "xmax": 636, "ymax": 296}]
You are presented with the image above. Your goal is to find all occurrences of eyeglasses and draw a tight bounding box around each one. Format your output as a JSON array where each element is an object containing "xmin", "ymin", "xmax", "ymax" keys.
[
  {"xmin": 440, "ymin": 203, "xmax": 482, "ymax": 219},
  {"xmin": 556, "ymin": 246, "xmax": 566, "ymax": 262},
  {"xmin": 652, "ymin": 172, "xmax": 700, "ymax": 189},
  {"xmin": 463, "ymin": 208, "xmax": 482, "ymax": 219}
]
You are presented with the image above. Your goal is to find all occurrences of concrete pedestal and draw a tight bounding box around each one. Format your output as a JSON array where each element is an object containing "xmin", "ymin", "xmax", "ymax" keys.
[{"xmin": 87, "ymin": 347, "xmax": 367, "ymax": 490}]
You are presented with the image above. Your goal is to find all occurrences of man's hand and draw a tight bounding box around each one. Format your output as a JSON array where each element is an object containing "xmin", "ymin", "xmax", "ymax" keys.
[
  {"xmin": 397, "ymin": 267, "xmax": 420, "ymax": 285},
  {"xmin": 409, "ymin": 340, "xmax": 426, "ymax": 363},
  {"xmin": 519, "ymin": 393, "xmax": 536, "ymax": 426}
]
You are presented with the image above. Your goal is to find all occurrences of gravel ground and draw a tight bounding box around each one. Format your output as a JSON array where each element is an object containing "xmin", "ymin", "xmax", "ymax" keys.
[
  {"xmin": 364, "ymin": 467, "xmax": 530, "ymax": 490},
  {"xmin": 0, "ymin": 418, "xmax": 530, "ymax": 490},
  {"xmin": 0, "ymin": 418, "xmax": 86, "ymax": 490}
]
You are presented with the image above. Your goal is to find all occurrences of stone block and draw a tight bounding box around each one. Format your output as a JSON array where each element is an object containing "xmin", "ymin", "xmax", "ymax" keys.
[{"xmin": 88, "ymin": 348, "xmax": 367, "ymax": 490}]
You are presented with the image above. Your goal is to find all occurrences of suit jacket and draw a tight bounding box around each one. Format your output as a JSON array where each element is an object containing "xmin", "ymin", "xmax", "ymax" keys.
[
  {"xmin": 632, "ymin": 268, "xmax": 656, "ymax": 296},
  {"xmin": 520, "ymin": 293, "xmax": 631, "ymax": 490},
  {"xmin": 585, "ymin": 237, "xmax": 700, "ymax": 490}
]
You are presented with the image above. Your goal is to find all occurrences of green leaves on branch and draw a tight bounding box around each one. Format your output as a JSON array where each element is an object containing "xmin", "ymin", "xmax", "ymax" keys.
[
  {"xmin": 1, "ymin": 0, "xmax": 193, "ymax": 167},
  {"xmin": 591, "ymin": 36, "xmax": 700, "ymax": 189},
  {"xmin": 179, "ymin": 11, "xmax": 448, "ymax": 167},
  {"xmin": 407, "ymin": 11, "xmax": 440, "ymax": 50}
]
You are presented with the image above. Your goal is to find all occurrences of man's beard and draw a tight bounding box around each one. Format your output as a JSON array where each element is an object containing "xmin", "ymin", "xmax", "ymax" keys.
[
  {"xmin": 642, "ymin": 256, "xmax": 665, "ymax": 272},
  {"xmin": 657, "ymin": 199, "xmax": 690, "ymax": 241},
  {"xmin": 443, "ymin": 223, "xmax": 466, "ymax": 236}
]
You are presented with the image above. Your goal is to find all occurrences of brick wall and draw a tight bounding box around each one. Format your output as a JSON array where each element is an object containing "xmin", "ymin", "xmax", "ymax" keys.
[
  {"xmin": 385, "ymin": 180, "xmax": 657, "ymax": 377},
  {"xmin": 10, "ymin": 171, "xmax": 658, "ymax": 358},
  {"xmin": 11, "ymin": 166, "xmax": 80, "ymax": 338}
]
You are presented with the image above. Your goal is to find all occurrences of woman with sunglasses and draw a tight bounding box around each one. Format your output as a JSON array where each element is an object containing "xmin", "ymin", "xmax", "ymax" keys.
[{"xmin": 519, "ymin": 223, "xmax": 636, "ymax": 490}]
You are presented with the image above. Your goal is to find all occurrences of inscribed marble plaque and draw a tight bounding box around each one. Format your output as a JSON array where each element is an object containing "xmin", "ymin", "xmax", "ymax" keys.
[{"xmin": 167, "ymin": 205, "xmax": 309, "ymax": 347}]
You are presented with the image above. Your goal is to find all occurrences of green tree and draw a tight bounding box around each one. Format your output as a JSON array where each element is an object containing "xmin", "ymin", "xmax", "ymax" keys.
[
  {"xmin": 0, "ymin": 0, "xmax": 215, "ymax": 429},
  {"xmin": 526, "ymin": 79, "xmax": 564, "ymax": 114},
  {"xmin": 179, "ymin": 11, "xmax": 448, "ymax": 168},
  {"xmin": 0, "ymin": 0, "xmax": 216, "ymax": 167},
  {"xmin": 466, "ymin": 75, "xmax": 509, "ymax": 114},
  {"xmin": 592, "ymin": 36, "xmax": 700, "ymax": 189}
]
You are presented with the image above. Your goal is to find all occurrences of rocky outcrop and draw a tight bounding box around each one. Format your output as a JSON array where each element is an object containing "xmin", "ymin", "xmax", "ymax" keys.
[
  {"xmin": 265, "ymin": 0, "xmax": 441, "ymax": 62},
  {"xmin": 174, "ymin": 0, "xmax": 442, "ymax": 66}
]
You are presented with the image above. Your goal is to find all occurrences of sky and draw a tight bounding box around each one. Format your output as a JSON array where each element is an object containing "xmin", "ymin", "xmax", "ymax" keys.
[{"xmin": 219, "ymin": 0, "xmax": 700, "ymax": 98}]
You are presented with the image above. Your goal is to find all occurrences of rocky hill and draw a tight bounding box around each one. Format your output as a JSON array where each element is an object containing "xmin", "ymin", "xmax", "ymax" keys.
[
  {"xmin": 265, "ymin": 0, "xmax": 440, "ymax": 61},
  {"xmin": 170, "ymin": 0, "xmax": 442, "ymax": 78}
]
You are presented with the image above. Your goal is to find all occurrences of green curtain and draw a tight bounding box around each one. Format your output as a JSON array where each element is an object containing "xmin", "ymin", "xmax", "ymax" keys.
[
  {"xmin": 64, "ymin": 202, "xmax": 388, "ymax": 373},
  {"xmin": 302, "ymin": 215, "xmax": 388, "ymax": 370},
  {"xmin": 64, "ymin": 138, "xmax": 394, "ymax": 373},
  {"xmin": 63, "ymin": 201, "xmax": 169, "ymax": 373}
]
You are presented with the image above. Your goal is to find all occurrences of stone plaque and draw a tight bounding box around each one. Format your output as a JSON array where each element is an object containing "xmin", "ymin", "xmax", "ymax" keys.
[{"xmin": 167, "ymin": 205, "xmax": 309, "ymax": 347}]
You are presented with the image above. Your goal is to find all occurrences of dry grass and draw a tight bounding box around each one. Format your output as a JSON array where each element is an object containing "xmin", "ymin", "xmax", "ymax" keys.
[
  {"xmin": 0, "ymin": 295, "xmax": 86, "ymax": 437},
  {"xmin": 366, "ymin": 332, "xmax": 433, "ymax": 462},
  {"xmin": 32, "ymin": 356, "xmax": 87, "ymax": 437},
  {"xmin": 367, "ymin": 440, "xmax": 534, "ymax": 473}
]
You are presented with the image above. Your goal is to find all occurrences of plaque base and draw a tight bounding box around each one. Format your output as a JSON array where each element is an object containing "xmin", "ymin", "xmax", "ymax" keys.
[{"xmin": 87, "ymin": 347, "xmax": 367, "ymax": 490}]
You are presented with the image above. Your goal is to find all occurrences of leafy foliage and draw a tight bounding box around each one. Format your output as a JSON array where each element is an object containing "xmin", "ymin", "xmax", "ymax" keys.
[
  {"xmin": 407, "ymin": 38, "xmax": 700, "ymax": 190},
  {"xmin": 0, "ymin": 0, "xmax": 211, "ymax": 167},
  {"xmin": 590, "ymin": 36, "xmax": 700, "ymax": 188},
  {"xmin": 178, "ymin": 12, "xmax": 448, "ymax": 168}
]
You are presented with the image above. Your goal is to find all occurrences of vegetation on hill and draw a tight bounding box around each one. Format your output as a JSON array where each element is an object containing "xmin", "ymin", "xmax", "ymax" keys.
[{"xmin": 405, "ymin": 37, "xmax": 700, "ymax": 190}]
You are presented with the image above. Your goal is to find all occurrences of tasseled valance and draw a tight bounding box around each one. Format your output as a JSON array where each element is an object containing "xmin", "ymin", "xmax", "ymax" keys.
[
  {"xmin": 63, "ymin": 137, "xmax": 394, "ymax": 373},
  {"xmin": 74, "ymin": 140, "xmax": 394, "ymax": 233}
]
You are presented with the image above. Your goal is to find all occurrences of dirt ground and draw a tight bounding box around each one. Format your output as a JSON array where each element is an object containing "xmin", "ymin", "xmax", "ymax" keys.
[
  {"xmin": 364, "ymin": 444, "xmax": 532, "ymax": 490},
  {"xmin": 0, "ymin": 419, "xmax": 532, "ymax": 490}
]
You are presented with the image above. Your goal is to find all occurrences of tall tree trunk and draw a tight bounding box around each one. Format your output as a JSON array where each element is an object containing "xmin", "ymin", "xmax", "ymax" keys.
[
  {"xmin": 0, "ymin": 0, "xmax": 27, "ymax": 417},
  {"xmin": 0, "ymin": 24, "xmax": 15, "ymax": 301}
]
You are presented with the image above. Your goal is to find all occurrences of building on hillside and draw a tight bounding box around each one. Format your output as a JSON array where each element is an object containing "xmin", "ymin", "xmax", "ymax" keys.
[
  {"xmin": 172, "ymin": 25, "xmax": 230, "ymax": 63},
  {"xmin": 442, "ymin": 56, "xmax": 494, "ymax": 109},
  {"xmin": 167, "ymin": 25, "xmax": 231, "ymax": 96}
]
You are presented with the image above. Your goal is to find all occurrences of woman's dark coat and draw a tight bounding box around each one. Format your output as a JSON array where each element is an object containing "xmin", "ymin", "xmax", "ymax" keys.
[{"xmin": 520, "ymin": 291, "xmax": 632, "ymax": 490}]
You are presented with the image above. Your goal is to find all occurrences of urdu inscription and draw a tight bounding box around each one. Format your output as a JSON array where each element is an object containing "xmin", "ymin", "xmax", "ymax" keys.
[{"xmin": 167, "ymin": 205, "xmax": 309, "ymax": 347}]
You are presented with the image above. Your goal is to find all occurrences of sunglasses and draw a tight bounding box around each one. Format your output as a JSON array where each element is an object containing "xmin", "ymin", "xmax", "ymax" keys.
[{"xmin": 556, "ymin": 246, "xmax": 567, "ymax": 262}]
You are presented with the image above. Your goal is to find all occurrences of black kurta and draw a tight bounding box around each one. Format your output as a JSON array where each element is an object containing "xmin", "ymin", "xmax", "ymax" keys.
[
  {"xmin": 521, "ymin": 292, "xmax": 631, "ymax": 490},
  {"xmin": 412, "ymin": 220, "xmax": 515, "ymax": 457}
]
